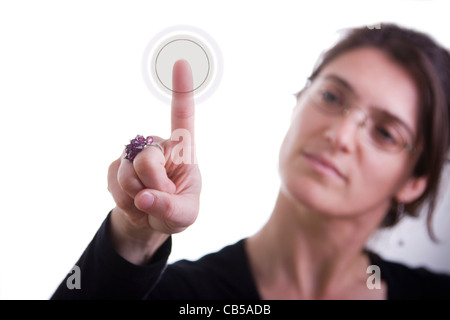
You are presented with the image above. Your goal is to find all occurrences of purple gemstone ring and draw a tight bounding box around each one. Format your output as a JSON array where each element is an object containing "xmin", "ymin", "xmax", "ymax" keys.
[{"xmin": 124, "ymin": 135, "xmax": 161, "ymax": 162}]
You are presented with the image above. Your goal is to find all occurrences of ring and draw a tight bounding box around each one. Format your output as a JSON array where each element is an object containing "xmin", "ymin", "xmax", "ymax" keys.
[{"xmin": 124, "ymin": 135, "xmax": 162, "ymax": 162}]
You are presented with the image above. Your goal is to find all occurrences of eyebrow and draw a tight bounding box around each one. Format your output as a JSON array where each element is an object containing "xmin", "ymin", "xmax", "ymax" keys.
[
  {"xmin": 322, "ymin": 73, "xmax": 417, "ymax": 140},
  {"xmin": 324, "ymin": 74, "xmax": 359, "ymax": 99}
]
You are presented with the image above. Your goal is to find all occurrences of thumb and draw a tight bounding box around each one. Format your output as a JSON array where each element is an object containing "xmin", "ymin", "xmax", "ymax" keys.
[{"xmin": 134, "ymin": 189, "xmax": 198, "ymax": 232}]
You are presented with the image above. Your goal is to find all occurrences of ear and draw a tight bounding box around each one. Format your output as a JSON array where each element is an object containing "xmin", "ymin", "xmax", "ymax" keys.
[{"xmin": 395, "ymin": 175, "xmax": 428, "ymax": 203}]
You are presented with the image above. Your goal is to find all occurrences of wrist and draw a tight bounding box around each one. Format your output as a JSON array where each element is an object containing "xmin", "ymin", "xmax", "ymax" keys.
[{"xmin": 109, "ymin": 207, "xmax": 170, "ymax": 265}]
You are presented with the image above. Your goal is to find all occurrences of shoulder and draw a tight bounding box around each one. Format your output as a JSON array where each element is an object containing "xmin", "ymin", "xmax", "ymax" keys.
[
  {"xmin": 368, "ymin": 251, "xmax": 450, "ymax": 299},
  {"xmin": 150, "ymin": 238, "xmax": 259, "ymax": 299}
]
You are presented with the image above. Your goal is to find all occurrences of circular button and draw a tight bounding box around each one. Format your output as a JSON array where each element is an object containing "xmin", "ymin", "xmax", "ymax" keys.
[
  {"xmin": 153, "ymin": 36, "xmax": 211, "ymax": 94},
  {"xmin": 142, "ymin": 25, "xmax": 223, "ymax": 104}
]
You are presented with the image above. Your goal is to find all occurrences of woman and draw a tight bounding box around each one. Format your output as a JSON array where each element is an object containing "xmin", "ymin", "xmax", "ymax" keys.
[{"xmin": 52, "ymin": 23, "xmax": 450, "ymax": 299}]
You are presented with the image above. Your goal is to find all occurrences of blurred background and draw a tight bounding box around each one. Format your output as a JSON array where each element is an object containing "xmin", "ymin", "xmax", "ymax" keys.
[{"xmin": 0, "ymin": 0, "xmax": 449, "ymax": 299}]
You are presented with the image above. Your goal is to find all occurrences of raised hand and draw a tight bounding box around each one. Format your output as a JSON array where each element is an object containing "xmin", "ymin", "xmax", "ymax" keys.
[{"xmin": 107, "ymin": 60, "xmax": 202, "ymax": 264}]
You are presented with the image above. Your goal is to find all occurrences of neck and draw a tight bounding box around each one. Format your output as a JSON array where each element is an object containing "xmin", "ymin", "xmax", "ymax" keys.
[{"xmin": 247, "ymin": 189, "xmax": 387, "ymax": 299}]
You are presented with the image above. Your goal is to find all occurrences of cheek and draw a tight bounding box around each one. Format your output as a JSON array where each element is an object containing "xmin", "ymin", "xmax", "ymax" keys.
[
  {"xmin": 280, "ymin": 106, "xmax": 318, "ymax": 154},
  {"xmin": 349, "ymin": 153, "xmax": 408, "ymax": 208},
  {"xmin": 279, "ymin": 108, "xmax": 340, "ymax": 207}
]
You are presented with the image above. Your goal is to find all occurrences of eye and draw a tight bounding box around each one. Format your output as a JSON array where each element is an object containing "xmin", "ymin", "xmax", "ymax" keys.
[
  {"xmin": 321, "ymin": 91, "xmax": 341, "ymax": 105},
  {"xmin": 373, "ymin": 126, "xmax": 398, "ymax": 145}
]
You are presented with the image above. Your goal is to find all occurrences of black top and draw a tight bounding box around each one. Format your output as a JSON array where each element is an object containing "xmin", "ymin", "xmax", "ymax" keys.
[{"xmin": 51, "ymin": 213, "xmax": 450, "ymax": 300}]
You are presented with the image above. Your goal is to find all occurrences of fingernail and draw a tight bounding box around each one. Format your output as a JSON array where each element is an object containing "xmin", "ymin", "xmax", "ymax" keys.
[{"xmin": 138, "ymin": 191, "xmax": 155, "ymax": 210}]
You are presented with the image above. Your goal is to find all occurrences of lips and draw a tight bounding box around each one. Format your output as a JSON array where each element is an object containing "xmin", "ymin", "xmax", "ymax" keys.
[{"xmin": 302, "ymin": 151, "xmax": 347, "ymax": 181}]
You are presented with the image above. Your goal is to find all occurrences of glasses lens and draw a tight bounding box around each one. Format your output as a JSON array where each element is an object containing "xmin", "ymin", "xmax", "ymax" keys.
[
  {"xmin": 310, "ymin": 80, "xmax": 347, "ymax": 114},
  {"xmin": 309, "ymin": 78, "xmax": 415, "ymax": 153},
  {"xmin": 361, "ymin": 114, "xmax": 408, "ymax": 152}
]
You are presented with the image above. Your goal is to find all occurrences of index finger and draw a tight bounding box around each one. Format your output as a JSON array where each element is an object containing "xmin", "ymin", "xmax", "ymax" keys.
[{"xmin": 171, "ymin": 59, "xmax": 195, "ymax": 140}]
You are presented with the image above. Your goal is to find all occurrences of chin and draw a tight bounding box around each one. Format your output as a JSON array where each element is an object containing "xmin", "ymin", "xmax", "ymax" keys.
[
  {"xmin": 280, "ymin": 172, "xmax": 349, "ymax": 218},
  {"xmin": 282, "ymin": 173, "xmax": 319, "ymax": 207}
]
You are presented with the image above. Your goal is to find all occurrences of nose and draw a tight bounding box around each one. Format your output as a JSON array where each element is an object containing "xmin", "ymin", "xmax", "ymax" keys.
[{"xmin": 324, "ymin": 108, "xmax": 366, "ymax": 152}]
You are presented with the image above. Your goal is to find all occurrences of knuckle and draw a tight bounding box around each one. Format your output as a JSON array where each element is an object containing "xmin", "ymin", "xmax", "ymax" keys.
[
  {"xmin": 172, "ymin": 104, "xmax": 194, "ymax": 119},
  {"xmin": 117, "ymin": 159, "xmax": 142, "ymax": 196},
  {"xmin": 140, "ymin": 146, "xmax": 164, "ymax": 164},
  {"xmin": 164, "ymin": 200, "xmax": 177, "ymax": 220},
  {"xmin": 134, "ymin": 153, "xmax": 169, "ymax": 191},
  {"xmin": 133, "ymin": 158, "xmax": 147, "ymax": 176},
  {"xmin": 108, "ymin": 158, "xmax": 120, "ymax": 176},
  {"xmin": 153, "ymin": 193, "xmax": 176, "ymax": 221},
  {"xmin": 117, "ymin": 173, "xmax": 142, "ymax": 198},
  {"xmin": 116, "ymin": 167, "xmax": 130, "ymax": 190}
]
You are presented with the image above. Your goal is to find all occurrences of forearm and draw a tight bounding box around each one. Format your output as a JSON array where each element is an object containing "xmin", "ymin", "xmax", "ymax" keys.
[{"xmin": 51, "ymin": 212, "xmax": 172, "ymax": 300}]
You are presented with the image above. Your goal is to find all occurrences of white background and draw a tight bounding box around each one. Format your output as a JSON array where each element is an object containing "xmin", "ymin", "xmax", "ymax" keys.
[{"xmin": 1, "ymin": 0, "xmax": 449, "ymax": 300}]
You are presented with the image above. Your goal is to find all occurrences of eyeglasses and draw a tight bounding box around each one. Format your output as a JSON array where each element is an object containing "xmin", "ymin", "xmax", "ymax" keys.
[{"xmin": 305, "ymin": 76, "xmax": 417, "ymax": 153}]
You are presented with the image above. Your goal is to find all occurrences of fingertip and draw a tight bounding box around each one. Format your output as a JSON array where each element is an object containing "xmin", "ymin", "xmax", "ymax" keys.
[
  {"xmin": 172, "ymin": 59, "xmax": 193, "ymax": 94},
  {"xmin": 173, "ymin": 59, "xmax": 192, "ymax": 74}
]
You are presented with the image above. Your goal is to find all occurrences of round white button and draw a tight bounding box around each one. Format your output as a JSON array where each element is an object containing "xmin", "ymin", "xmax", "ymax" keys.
[
  {"xmin": 142, "ymin": 25, "xmax": 223, "ymax": 104},
  {"xmin": 153, "ymin": 35, "xmax": 211, "ymax": 94}
]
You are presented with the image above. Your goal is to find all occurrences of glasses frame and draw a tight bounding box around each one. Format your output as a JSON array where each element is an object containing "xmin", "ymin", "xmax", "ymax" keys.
[{"xmin": 304, "ymin": 77, "xmax": 417, "ymax": 154}]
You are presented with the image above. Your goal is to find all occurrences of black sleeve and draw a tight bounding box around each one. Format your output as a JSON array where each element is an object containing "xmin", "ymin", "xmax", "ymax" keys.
[{"xmin": 50, "ymin": 212, "xmax": 172, "ymax": 300}]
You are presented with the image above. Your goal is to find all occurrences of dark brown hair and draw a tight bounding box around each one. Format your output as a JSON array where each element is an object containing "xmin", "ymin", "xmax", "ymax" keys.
[{"xmin": 308, "ymin": 23, "xmax": 450, "ymax": 240}]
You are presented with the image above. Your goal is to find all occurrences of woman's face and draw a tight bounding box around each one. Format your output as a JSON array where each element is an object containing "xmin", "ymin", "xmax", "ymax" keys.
[{"xmin": 279, "ymin": 47, "xmax": 426, "ymax": 219}]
